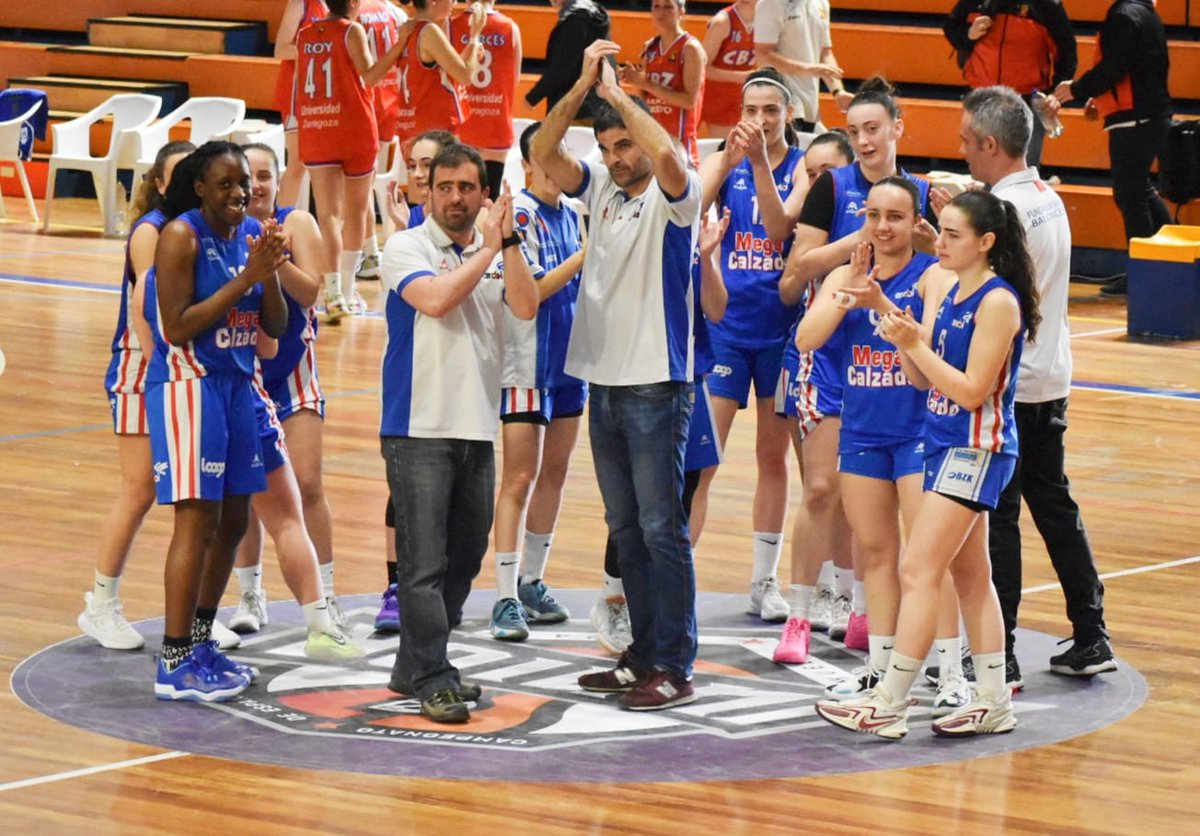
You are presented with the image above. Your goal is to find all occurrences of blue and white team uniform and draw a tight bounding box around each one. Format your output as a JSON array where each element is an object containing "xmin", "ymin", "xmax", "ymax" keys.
[
  {"xmin": 923, "ymin": 276, "xmax": 1024, "ymax": 510},
  {"xmin": 144, "ymin": 210, "xmax": 269, "ymax": 504},
  {"xmin": 252, "ymin": 362, "xmax": 290, "ymax": 476},
  {"xmin": 408, "ymin": 203, "xmax": 425, "ymax": 229},
  {"xmin": 258, "ymin": 206, "xmax": 324, "ymax": 422},
  {"xmin": 500, "ymin": 189, "xmax": 586, "ymax": 424},
  {"xmin": 380, "ymin": 219, "xmax": 543, "ymax": 440},
  {"xmin": 686, "ymin": 255, "xmax": 722, "ymax": 473},
  {"xmin": 105, "ymin": 209, "xmax": 168, "ymax": 435},
  {"xmin": 781, "ymin": 163, "xmax": 930, "ymax": 434},
  {"xmin": 564, "ymin": 162, "xmax": 701, "ymax": 385},
  {"xmin": 709, "ymin": 147, "xmax": 803, "ymax": 407},
  {"xmin": 836, "ymin": 252, "xmax": 936, "ymax": 481}
]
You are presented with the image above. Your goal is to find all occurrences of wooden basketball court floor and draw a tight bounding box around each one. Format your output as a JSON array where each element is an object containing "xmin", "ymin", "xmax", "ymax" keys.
[{"xmin": 1, "ymin": 202, "xmax": 1198, "ymax": 832}]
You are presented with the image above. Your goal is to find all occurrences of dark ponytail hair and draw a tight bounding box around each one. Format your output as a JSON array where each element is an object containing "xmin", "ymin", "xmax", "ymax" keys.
[
  {"xmin": 849, "ymin": 76, "xmax": 901, "ymax": 120},
  {"xmin": 163, "ymin": 141, "xmax": 246, "ymax": 220},
  {"xmin": 742, "ymin": 66, "xmax": 799, "ymax": 146},
  {"xmin": 132, "ymin": 140, "xmax": 196, "ymax": 220},
  {"xmin": 948, "ymin": 191, "xmax": 1041, "ymax": 343},
  {"xmin": 808, "ymin": 129, "xmax": 855, "ymax": 164},
  {"xmin": 871, "ymin": 175, "xmax": 921, "ymax": 215}
]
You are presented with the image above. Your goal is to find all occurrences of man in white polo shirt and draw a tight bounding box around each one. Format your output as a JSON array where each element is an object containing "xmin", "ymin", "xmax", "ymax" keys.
[
  {"xmin": 754, "ymin": 0, "xmax": 852, "ymax": 131},
  {"xmin": 379, "ymin": 144, "xmax": 541, "ymax": 724},
  {"xmin": 532, "ymin": 40, "xmax": 703, "ymax": 711},
  {"xmin": 958, "ymin": 86, "xmax": 1115, "ymax": 686}
]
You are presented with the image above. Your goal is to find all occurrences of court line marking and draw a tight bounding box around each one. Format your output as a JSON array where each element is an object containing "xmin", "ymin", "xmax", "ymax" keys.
[
  {"xmin": 1023, "ymin": 554, "xmax": 1200, "ymax": 594},
  {"xmin": 1070, "ymin": 326, "xmax": 1126, "ymax": 339},
  {"xmin": 0, "ymin": 751, "xmax": 189, "ymax": 793}
]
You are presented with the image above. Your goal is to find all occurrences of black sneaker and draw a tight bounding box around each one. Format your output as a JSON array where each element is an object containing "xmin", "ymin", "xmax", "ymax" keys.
[
  {"xmin": 1099, "ymin": 275, "xmax": 1127, "ymax": 297},
  {"xmin": 420, "ymin": 688, "xmax": 470, "ymax": 723},
  {"xmin": 925, "ymin": 649, "xmax": 1024, "ymax": 689},
  {"xmin": 924, "ymin": 645, "xmax": 976, "ymax": 686},
  {"xmin": 1049, "ymin": 637, "xmax": 1118, "ymax": 676},
  {"xmin": 389, "ymin": 678, "xmax": 481, "ymax": 702},
  {"xmin": 1005, "ymin": 655, "xmax": 1025, "ymax": 691}
]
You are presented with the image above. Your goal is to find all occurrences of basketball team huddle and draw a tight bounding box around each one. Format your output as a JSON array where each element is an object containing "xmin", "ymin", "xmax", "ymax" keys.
[{"xmin": 81, "ymin": 0, "xmax": 1117, "ymax": 739}]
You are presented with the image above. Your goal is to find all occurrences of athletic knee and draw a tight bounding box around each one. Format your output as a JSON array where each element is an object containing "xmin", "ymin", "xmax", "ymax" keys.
[{"xmin": 802, "ymin": 476, "xmax": 839, "ymax": 513}]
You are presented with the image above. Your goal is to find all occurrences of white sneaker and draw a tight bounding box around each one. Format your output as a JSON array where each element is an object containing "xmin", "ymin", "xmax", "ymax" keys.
[
  {"xmin": 932, "ymin": 692, "xmax": 1017, "ymax": 737},
  {"xmin": 828, "ymin": 594, "xmax": 852, "ymax": 641},
  {"xmin": 322, "ymin": 292, "xmax": 348, "ymax": 324},
  {"xmin": 810, "ymin": 585, "xmax": 835, "ymax": 632},
  {"xmin": 932, "ymin": 673, "xmax": 972, "ymax": 718},
  {"xmin": 211, "ymin": 618, "xmax": 241, "ymax": 650},
  {"xmin": 590, "ymin": 595, "xmax": 632, "ymax": 655},
  {"xmin": 345, "ymin": 291, "xmax": 369, "ymax": 316},
  {"xmin": 823, "ymin": 665, "xmax": 881, "ymax": 701},
  {"xmin": 77, "ymin": 592, "xmax": 145, "ymax": 650},
  {"xmin": 228, "ymin": 589, "xmax": 268, "ymax": 634},
  {"xmin": 326, "ymin": 595, "xmax": 347, "ymax": 631},
  {"xmin": 814, "ymin": 685, "xmax": 913, "ymax": 740},
  {"xmin": 748, "ymin": 577, "xmax": 789, "ymax": 623},
  {"xmin": 305, "ymin": 624, "xmax": 365, "ymax": 662},
  {"xmin": 355, "ymin": 252, "xmax": 381, "ymax": 280}
]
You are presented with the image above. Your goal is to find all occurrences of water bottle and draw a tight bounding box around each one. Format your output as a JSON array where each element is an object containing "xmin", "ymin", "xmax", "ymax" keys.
[{"xmin": 1032, "ymin": 91, "xmax": 1064, "ymax": 139}]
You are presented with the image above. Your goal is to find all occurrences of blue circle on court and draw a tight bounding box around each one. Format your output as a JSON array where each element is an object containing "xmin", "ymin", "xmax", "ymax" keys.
[{"xmin": 12, "ymin": 591, "xmax": 1146, "ymax": 782}]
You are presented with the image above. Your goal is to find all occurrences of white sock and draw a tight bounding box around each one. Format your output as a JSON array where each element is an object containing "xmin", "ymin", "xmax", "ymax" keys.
[
  {"xmin": 319, "ymin": 561, "xmax": 334, "ymax": 598},
  {"xmin": 301, "ymin": 598, "xmax": 332, "ymax": 634},
  {"xmin": 235, "ymin": 565, "xmax": 262, "ymax": 596},
  {"xmin": 323, "ymin": 271, "xmax": 342, "ymax": 301},
  {"xmin": 602, "ymin": 572, "xmax": 624, "ymax": 600},
  {"xmin": 817, "ymin": 560, "xmax": 836, "ymax": 589},
  {"xmin": 833, "ymin": 566, "xmax": 854, "ymax": 599},
  {"xmin": 868, "ymin": 634, "xmax": 895, "ymax": 675},
  {"xmin": 751, "ymin": 532, "xmax": 784, "ymax": 583},
  {"xmin": 973, "ymin": 651, "xmax": 1007, "ymax": 700},
  {"xmin": 93, "ymin": 570, "xmax": 121, "ymax": 602},
  {"xmin": 880, "ymin": 651, "xmax": 922, "ymax": 702},
  {"xmin": 852, "ymin": 580, "xmax": 868, "ymax": 616},
  {"xmin": 789, "ymin": 584, "xmax": 816, "ymax": 619},
  {"xmin": 520, "ymin": 530, "xmax": 554, "ymax": 585},
  {"xmin": 496, "ymin": 551, "xmax": 520, "ymax": 601},
  {"xmin": 362, "ymin": 234, "xmax": 379, "ymax": 258},
  {"xmin": 340, "ymin": 249, "xmax": 361, "ymax": 302},
  {"xmin": 935, "ymin": 636, "xmax": 963, "ymax": 681}
]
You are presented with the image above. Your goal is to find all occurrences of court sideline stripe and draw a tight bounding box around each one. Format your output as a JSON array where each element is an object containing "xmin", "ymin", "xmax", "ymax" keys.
[
  {"xmin": 1023, "ymin": 553, "xmax": 1200, "ymax": 594},
  {"xmin": 0, "ymin": 751, "xmax": 189, "ymax": 793}
]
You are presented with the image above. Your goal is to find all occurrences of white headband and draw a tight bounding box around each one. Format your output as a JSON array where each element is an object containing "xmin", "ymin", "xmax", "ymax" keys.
[{"xmin": 743, "ymin": 76, "xmax": 792, "ymax": 103}]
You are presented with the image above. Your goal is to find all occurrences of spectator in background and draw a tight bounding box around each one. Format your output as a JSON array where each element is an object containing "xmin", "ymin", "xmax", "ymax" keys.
[
  {"xmin": 1053, "ymin": 0, "xmax": 1171, "ymax": 297},
  {"xmin": 525, "ymin": 0, "xmax": 611, "ymax": 120},
  {"xmin": 700, "ymin": 0, "xmax": 757, "ymax": 140},
  {"xmin": 754, "ymin": 0, "xmax": 852, "ymax": 133},
  {"xmin": 943, "ymin": 0, "xmax": 1077, "ymax": 169}
]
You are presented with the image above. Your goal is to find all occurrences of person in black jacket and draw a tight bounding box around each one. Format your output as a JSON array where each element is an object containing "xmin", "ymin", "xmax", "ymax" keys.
[
  {"xmin": 1053, "ymin": 0, "xmax": 1171, "ymax": 296},
  {"xmin": 943, "ymin": 0, "xmax": 1077, "ymax": 167},
  {"xmin": 525, "ymin": 0, "xmax": 611, "ymax": 120}
]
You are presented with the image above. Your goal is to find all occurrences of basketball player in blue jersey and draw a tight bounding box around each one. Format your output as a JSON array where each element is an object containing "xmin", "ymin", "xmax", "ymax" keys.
[
  {"xmin": 78, "ymin": 141, "xmax": 195, "ymax": 652},
  {"xmin": 772, "ymin": 129, "xmax": 856, "ymax": 650},
  {"xmin": 795, "ymin": 179, "xmax": 968, "ymax": 715},
  {"xmin": 694, "ymin": 67, "xmax": 807, "ymax": 625},
  {"xmin": 816, "ymin": 190, "xmax": 1041, "ymax": 739},
  {"xmin": 489, "ymin": 122, "xmax": 588, "ymax": 641},
  {"xmin": 375, "ymin": 129, "xmax": 456, "ymax": 634},
  {"xmin": 146, "ymin": 142, "xmax": 289, "ymax": 702}
]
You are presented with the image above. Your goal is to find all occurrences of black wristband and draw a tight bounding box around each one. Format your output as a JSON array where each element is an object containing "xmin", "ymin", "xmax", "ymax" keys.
[{"xmin": 501, "ymin": 233, "xmax": 521, "ymax": 250}]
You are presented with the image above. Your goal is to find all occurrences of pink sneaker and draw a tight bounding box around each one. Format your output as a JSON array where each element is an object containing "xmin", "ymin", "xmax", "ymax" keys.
[
  {"xmin": 773, "ymin": 616, "xmax": 811, "ymax": 664},
  {"xmin": 844, "ymin": 612, "xmax": 869, "ymax": 651}
]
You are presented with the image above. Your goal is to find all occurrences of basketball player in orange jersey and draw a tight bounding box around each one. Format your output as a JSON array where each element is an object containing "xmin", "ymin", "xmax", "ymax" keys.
[
  {"xmin": 295, "ymin": 0, "xmax": 407, "ymax": 321},
  {"xmin": 620, "ymin": 0, "xmax": 705, "ymax": 167},
  {"xmin": 274, "ymin": 0, "xmax": 329, "ymax": 208},
  {"xmin": 396, "ymin": 0, "xmax": 486, "ymax": 153},
  {"xmin": 355, "ymin": 0, "xmax": 408, "ymax": 275},
  {"xmin": 450, "ymin": 0, "xmax": 522, "ymax": 198},
  {"xmin": 700, "ymin": 0, "xmax": 756, "ymax": 139}
]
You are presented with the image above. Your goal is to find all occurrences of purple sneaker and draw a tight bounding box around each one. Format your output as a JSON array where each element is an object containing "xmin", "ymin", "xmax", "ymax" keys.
[{"xmin": 375, "ymin": 583, "xmax": 401, "ymax": 633}]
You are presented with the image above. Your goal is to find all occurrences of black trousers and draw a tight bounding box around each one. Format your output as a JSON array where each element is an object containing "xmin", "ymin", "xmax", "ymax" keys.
[
  {"xmin": 1108, "ymin": 116, "xmax": 1173, "ymax": 244},
  {"xmin": 988, "ymin": 399, "xmax": 1108, "ymax": 651}
]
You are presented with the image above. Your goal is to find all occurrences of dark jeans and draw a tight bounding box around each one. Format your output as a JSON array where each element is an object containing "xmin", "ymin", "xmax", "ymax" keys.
[
  {"xmin": 1109, "ymin": 116, "xmax": 1173, "ymax": 244},
  {"xmin": 987, "ymin": 399, "xmax": 1108, "ymax": 651},
  {"xmin": 381, "ymin": 435, "xmax": 494, "ymax": 700},
  {"xmin": 590, "ymin": 382, "xmax": 698, "ymax": 678},
  {"xmin": 1024, "ymin": 93, "xmax": 1047, "ymax": 169}
]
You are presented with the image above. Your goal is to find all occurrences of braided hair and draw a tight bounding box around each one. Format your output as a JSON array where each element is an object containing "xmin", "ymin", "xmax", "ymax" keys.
[{"xmin": 163, "ymin": 140, "xmax": 247, "ymax": 220}]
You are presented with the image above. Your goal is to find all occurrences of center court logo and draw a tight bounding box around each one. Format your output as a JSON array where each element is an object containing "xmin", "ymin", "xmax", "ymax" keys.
[{"xmin": 215, "ymin": 620, "xmax": 856, "ymax": 751}]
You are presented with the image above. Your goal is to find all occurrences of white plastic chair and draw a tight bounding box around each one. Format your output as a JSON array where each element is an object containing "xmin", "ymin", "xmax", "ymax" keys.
[
  {"xmin": 793, "ymin": 130, "xmax": 817, "ymax": 152},
  {"xmin": 697, "ymin": 137, "xmax": 722, "ymax": 165},
  {"xmin": 564, "ymin": 125, "xmax": 598, "ymax": 161},
  {"xmin": 124, "ymin": 96, "xmax": 246, "ymax": 187},
  {"xmin": 43, "ymin": 93, "xmax": 162, "ymax": 236},
  {"xmin": 231, "ymin": 120, "xmax": 285, "ymax": 171},
  {"xmin": 371, "ymin": 137, "xmax": 402, "ymax": 233},
  {"xmin": 0, "ymin": 99, "xmax": 45, "ymax": 223},
  {"xmin": 501, "ymin": 142, "xmax": 525, "ymax": 195}
]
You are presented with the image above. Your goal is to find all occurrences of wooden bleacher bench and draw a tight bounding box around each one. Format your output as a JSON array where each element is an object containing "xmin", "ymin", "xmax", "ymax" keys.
[{"xmin": 88, "ymin": 15, "xmax": 267, "ymax": 56}]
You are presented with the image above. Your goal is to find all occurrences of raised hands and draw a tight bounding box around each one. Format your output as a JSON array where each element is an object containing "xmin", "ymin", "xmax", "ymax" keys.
[
  {"xmin": 877, "ymin": 306, "xmax": 921, "ymax": 350},
  {"xmin": 580, "ymin": 40, "xmax": 622, "ymax": 94},
  {"xmin": 699, "ymin": 208, "xmax": 731, "ymax": 259},
  {"xmin": 835, "ymin": 241, "xmax": 885, "ymax": 311},
  {"xmin": 481, "ymin": 181, "xmax": 512, "ymax": 252},
  {"xmin": 244, "ymin": 217, "xmax": 289, "ymax": 285}
]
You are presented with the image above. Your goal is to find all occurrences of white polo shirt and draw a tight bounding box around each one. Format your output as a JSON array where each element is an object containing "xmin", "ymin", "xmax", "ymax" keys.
[
  {"xmin": 380, "ymin": 220, "xmax": 530, "ymax": 440},
  {"xmin": 754, "ymin": 0, "xmax": 833, "ymax": 123},
  {"xmin": 991, "ymin": 167, "xmax": 1072, "ymax": 403},
  {"xmin": 564, "ymin": 161, "xmax": 701, "ymax": 386}
]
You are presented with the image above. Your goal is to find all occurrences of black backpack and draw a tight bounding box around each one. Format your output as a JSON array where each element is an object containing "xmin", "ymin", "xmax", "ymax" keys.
[{"xmin": 1159, "ymin": 119, "xmax": 1200, "ymax": 207}]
